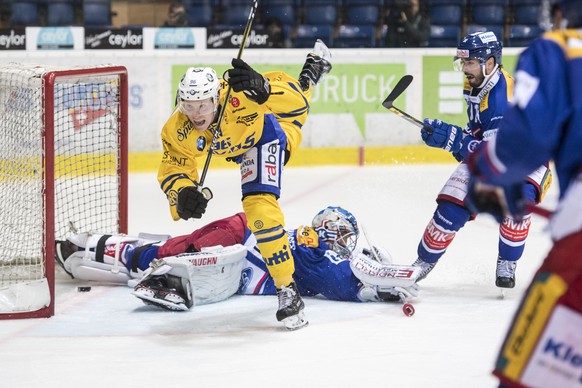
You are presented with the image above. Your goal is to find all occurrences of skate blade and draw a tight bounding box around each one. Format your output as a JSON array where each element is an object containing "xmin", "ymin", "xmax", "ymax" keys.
[
  {"xmin": 282, "ymin": 311, "xmax": 309, "ymax": 331},
  {"xmin": 498, "ymin": 288, "xmax": 506, "ymax": 299}
]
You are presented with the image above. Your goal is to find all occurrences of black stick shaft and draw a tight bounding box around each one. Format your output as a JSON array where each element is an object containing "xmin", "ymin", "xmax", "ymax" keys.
[{"xmin": 199, "ymin": 0, "xmax": 259, "ymax": 186}]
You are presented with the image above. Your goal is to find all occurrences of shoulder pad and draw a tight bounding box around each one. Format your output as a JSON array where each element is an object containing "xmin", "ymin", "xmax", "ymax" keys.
[{"xmin": 295, "ymin": 226, "xmax": 320, "ymax": 248}]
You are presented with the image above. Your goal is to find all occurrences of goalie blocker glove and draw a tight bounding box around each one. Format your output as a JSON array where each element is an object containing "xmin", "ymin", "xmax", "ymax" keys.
[
  {"xmin": 224, "ymin": 58, "xmax": 271, "ymax": 105},
  {"xmin": 177, "ymin": 185, "xmax": 212, "ymax": 220}
]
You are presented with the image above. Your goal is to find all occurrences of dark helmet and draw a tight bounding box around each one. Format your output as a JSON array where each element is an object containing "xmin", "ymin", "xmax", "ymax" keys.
[
  {"xmin": 559, "ymin": 0, "xmax": 582, "ymax": 28},
  {"xmin": 454, "ymin": 31, "xmax": 503, "ymax": 70}
]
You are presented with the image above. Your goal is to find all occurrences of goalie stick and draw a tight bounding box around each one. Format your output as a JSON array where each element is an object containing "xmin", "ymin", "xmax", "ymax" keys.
[
  {"xmin": 360, "ymin": 225, "xmax": 415, "ymax": 317},
  {"xmin": 198, "ymin": 0, "xmax": 259, "ymax": 190},
  {"xmin": 382, "ymin": 75, "xmax": 431, "ymax": 133}
]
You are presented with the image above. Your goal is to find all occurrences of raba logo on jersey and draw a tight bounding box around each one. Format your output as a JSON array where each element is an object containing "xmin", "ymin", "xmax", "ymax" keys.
[
  {"xmin": 37, "ymin": 27, "xmax": 73, "ymax": 49},
  {"xmin": 154, "ymin": 28, "xmax": 194, "ymax": 49}
]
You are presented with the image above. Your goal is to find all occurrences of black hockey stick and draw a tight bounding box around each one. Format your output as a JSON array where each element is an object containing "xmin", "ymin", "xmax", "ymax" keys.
[
  {"xmin": 198, "ymin": 0, "xmax": 259, "ymax": 188},
  {"xmin": 382, "ymin": 75, "xmax": 430, "ymax": 132}
]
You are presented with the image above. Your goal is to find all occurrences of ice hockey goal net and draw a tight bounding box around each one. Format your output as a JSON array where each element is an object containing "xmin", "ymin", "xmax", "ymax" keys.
[{"xmin": 0, "ymin": 63, "xmax": 128, "ymax": 319}]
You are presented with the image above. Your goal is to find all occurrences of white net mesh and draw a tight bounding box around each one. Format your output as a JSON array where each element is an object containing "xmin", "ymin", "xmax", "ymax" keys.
[{"xmin": 0, "ymin": 63, "xmax": 126, "ymax": 315}]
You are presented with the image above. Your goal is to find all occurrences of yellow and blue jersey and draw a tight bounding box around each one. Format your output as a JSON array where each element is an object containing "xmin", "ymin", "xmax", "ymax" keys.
[
  {"xmin": 158, "ymin": 71, "xmax": 312, "ymax": 220},
  {"xmin": 462, "ymin": 67, "xmax": 513, "ymax": 138}
]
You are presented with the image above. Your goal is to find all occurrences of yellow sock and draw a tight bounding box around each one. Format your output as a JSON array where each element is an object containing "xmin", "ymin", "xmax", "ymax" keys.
[{"xmin": 243, "ymin": 193, "xmax": 295, "ymax": 288}]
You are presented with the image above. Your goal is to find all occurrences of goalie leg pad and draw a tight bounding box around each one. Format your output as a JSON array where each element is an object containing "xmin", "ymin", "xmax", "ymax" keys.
[
  {"xmin": 65, "ymin": 252, "xmax": 131, "ymax": 284},
  {"xmin": 138, "ymin": 244, "xmax": 248, "ymax": 308}
]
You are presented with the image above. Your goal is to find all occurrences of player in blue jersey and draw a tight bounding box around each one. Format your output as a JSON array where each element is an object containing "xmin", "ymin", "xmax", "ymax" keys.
[
  {"xmin": 55, "ymin": 206, "xmax": 420, "ymax": 314},
  {"xmin": 467, "ymin": 1, "xmax": 582, "ymax": 385},
  {"xmin": 411, "ymin": 31, "xmax": 551, "ymax": 289}
]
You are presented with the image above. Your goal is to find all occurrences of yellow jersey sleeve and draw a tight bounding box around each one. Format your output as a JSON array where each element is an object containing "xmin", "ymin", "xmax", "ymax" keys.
[
  {"xmin": 263, "ymin": 71, "xmax": 312, "ymax": 155},
  {"xmin": 158, "ymin": 108, "xmax": 211, "ymax": 221}
]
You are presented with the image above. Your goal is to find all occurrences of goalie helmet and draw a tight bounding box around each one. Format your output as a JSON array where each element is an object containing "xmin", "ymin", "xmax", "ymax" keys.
[
  {"xmin": 453, "ymin": 31, "xmax": 502, "ymax": 71},
  {"xmin": 312, "ymin": 206, "xmax": 359, "ymax": 259},
  {"xmin": 177, "ymin": 67, "xmax": 220, "ymax": 102}
]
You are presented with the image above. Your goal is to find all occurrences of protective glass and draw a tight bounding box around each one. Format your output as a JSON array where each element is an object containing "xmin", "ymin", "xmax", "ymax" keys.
[{"xmin": 180, "ymin": 98, "xmax": 215, "ymax": 115}]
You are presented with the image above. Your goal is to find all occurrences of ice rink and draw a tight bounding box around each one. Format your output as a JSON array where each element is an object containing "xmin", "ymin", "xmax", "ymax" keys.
[{"xmin": 0, "ymin": 164, "xmax": 558, "ymax": 387}]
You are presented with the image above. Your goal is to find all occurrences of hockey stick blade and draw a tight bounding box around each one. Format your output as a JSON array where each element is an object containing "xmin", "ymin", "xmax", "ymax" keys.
[
  {"xmin": 382, "ymin": 75, "xmax": 429, "ymax": 132},
  {"xmin": 382, "ymin": 75, "xmax": 413, "ymax": 109}
]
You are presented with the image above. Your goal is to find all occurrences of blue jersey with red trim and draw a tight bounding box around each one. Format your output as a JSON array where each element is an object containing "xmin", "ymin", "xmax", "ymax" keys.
[{"xmin": 478, "ymin": 30, "xmax": 582, "ymax": 195}]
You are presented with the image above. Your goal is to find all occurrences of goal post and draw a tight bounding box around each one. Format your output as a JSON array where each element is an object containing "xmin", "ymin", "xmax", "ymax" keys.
[{"xmin": 0, "ymin": 64, "xmax": 128, "ymax": 319}]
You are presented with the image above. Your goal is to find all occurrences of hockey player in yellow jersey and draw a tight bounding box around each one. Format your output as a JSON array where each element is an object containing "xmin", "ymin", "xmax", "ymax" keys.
[{"xmin": 157, "ymin": 40, "xmax": 332, "ymax": 330}]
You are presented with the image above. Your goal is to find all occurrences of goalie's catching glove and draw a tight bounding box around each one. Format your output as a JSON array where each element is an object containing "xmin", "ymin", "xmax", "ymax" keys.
[
  {"xmin": 224, "ymin": 58, "xmax": 271, "ymax": 104},
  {"xmin": 176, "ymin": 185, "xmax": 213, "ymax": 220}
]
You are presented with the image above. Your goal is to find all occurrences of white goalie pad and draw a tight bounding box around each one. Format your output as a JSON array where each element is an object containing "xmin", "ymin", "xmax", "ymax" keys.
[
  {"xmin": 350, "ymin": 251, "xmax": 420, "ymax": 288},
  {"xmin": 67, "ymin": 232, "xmax": 167, "ymax": 251},
  {"xmin": 62, "ymin": 232, "xmax": 169, "ymax": 283},
  {"xmin": 65, "ymin": 252, "xmax": 132, "ymax": 284},
  {"xmin": 140, "ymin": 244, "xmax": 248, "ymax": 307}
]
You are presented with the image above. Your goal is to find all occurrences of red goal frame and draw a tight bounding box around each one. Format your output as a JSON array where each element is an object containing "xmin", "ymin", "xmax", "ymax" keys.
[{"xmin": 0, "ymin": 66, "xmax": 128, "ymax": 320}]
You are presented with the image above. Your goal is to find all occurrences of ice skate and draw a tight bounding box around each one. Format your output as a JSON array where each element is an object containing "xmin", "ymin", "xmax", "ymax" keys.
[
  {"xmin": 276, "ymin": 282, "xmax": 308, "ymax": 330},
  {"xmin": 133, "ymin": 275, "xmax": 188, "ymax": 311},
  {"xmin": 412, "ymin": 258, "xmax": 436, "ymax": 281},
  {"xmin": 496, "ymin": 259, "xmax": 516, "ymax": 289},
  {"xmin": 298, "ymin": 39, "xmax": 332, "ymax": 91}
]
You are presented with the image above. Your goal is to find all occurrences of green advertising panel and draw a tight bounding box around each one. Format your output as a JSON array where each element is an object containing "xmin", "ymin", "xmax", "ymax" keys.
[
  {"xmin": 172, "ymin": 56, "xmax": 520, "ymax": 138},
  {"xmin": 172, "ymin": 63, "xmax": 407, "ymax": 137}
]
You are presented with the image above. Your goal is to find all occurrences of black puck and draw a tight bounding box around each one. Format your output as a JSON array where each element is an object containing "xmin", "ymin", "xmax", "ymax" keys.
[{"xmin": 77, "ymin": 286, "xmax": 92, "ymax": 292}]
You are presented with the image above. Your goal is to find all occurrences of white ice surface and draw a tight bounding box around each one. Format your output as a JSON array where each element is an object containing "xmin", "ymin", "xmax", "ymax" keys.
[{"xmin": 0, "ymin": 165, "xmax": 558, "ymax": 388}]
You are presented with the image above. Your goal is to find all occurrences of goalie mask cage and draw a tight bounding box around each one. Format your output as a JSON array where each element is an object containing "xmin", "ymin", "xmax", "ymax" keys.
[{"xmin": 0, "ymin": 64, "xmax": 128, "ymax": 319}]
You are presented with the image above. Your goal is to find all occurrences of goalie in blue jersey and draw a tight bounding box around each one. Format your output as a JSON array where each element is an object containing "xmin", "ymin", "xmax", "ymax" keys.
[{"xmin": 55, "ymin": 206, "xmax": 420, "ymax": 314}]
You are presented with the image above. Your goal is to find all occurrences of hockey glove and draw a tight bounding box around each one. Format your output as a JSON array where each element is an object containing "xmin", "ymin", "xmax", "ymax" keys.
[
  {"xmin": 452, "ymin": 135, "xmax": 479, "ymax": 163},
  {"xmin": 466, "ymin": 177, "xmax": 527, "ymax": 223},
  {"xmin": 176, "ymin": 186, "xmax": 213, "ymax": 220},
  {"xmin": 421, "ymin": 119, "xmax": 462, "ymax": 152},
  {"xmin": 224, "ymin": 58, "xmax": 271, "ymax": 105}
]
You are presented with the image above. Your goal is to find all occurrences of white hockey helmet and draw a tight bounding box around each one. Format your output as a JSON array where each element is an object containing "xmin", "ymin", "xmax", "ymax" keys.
[
  {"xmin": 177, "ymin": 67, "xmax": 220, "ymax": 103},
  {"xmin": 312, "ymin": 206, "xmax": 359, "ymax": 259}
]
